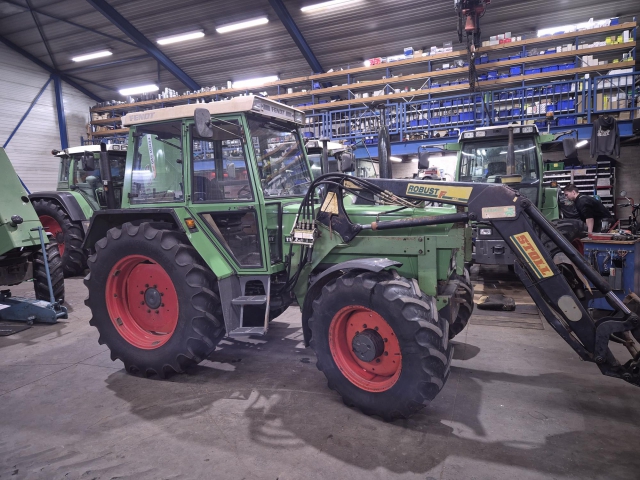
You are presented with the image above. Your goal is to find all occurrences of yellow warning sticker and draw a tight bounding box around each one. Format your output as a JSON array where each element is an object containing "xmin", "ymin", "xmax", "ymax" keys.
[
  {"xmin": 321, "ymin": 191, "xmax": 339, "ymax": 214},
  {"xmin": 405, "ymin": 184, "xmax": 472, "ymax": 203},
  {"xmin": 510, "ymin": 232, "xmax": 554, "ymax": 279}
]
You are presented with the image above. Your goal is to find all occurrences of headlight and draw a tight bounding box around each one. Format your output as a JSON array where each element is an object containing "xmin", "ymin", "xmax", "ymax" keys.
[
  {"xmin": 522, "ymin": 126, "xmax": 534, "ymax": 133},
  {"xmin": 479, "ymin": 228, "xmax": 492, "ymax": 236},
  {"xmin": 476, "ymin": 131, "xmax": 486, "ymax": 137},
  {"xmin": 463, "ymin": 132, "xmax": 474, "ymax": 138}
]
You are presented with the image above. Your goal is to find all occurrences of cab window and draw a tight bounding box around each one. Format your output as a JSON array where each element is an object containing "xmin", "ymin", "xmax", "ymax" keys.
[
  {"xmin": 191, "ymin": 120, "xmax": 252, "ymax": 202},
  {"xmin": 130, "ymin": 121, "xmax": 184, "ymax": 204}
]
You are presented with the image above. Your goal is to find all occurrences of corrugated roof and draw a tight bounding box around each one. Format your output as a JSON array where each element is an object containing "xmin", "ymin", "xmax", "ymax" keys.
[{"xmin": 1, "ymin": 0, "xmax": 638, "ymax": 101}]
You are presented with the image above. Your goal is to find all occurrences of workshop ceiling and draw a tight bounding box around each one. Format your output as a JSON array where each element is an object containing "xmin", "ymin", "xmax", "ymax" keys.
[{"xmin": 1, "ymin": 0, "xmax": 639, "ymax": 101}]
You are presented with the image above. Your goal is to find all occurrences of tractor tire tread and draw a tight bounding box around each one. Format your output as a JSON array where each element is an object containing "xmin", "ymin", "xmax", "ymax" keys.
[
  {"xmin": 33, "ymin": 241, "xmax": 65, "ymax": 304},
  {"xmin": 85, "ymin": 222, "xmax": 224, "ymax": 378}
]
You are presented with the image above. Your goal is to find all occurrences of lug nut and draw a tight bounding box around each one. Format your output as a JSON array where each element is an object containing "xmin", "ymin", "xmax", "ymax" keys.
[
  {"xmin": 141, "ymin": 301, "xmax": 145, "ymax": 305},
  {"xmin": 145, "ymin": 284, "xmax": 149, "ymax": 288},
  {"xmin": 363, "ymin": 324, "xmax": 367, "ymax": 328},
  {"xmin": 147, "ymin": 309, "xmax": 151, "ymax": 313},
  {"xmin": 140, "ymin": 291, "xmax": 144, "ymax": 294}
]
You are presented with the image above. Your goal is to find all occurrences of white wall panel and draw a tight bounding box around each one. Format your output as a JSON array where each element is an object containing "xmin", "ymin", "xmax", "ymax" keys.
[{"xmin": 0, "ymin": 43, "xmax": 94, "ymax": 192}]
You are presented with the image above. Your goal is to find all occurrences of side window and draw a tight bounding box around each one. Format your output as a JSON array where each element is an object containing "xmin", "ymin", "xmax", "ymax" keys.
[
  {"xmin": 191, "ymin": 120, "xmax": 252, "ymax": 202},
  {"xmin": 199, "ymin": 210, "xmax": 262, "ymax": 267},
  {"xmin": 131, "ymin": 121, "xmax": 184, "ymax": 204},
  {"xmin": 74, "ymin": 154, "xmax": 101, "ymax": 185},
  {"xmin": 58, "ymin": 157, "xmax": 70, "ymax": 182}
]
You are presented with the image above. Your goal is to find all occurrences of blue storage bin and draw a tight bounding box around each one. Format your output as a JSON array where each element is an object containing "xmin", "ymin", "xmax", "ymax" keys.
[
  {"xmin": 410, "ymin": 120, "xmax": 419, "ymax": 127},
  {"xmin": 488, "ymin": 59, "xmax": 498, "ymax": 63},
  {"xmin": 432, "ymin": 82, "xmax": 440, "ymax": 88},
  {"xmin": 510, "ymin": 66, "xmax": 522, "ymax": 75},
  {"xmin": 431, "ymin": 118, "xmax": 440, "ymax": 125},
  {"xmin": 525, "ymin": 68, "xmax": 541, "ymax": 75},
  {"xmin": 559, "ymin": 63, "xmax": 574, "ymax": 70},
  {"xmin": 498, "ymin": 57, "xmax": 509, "ymax": 62},
  {"xmin": 450, "ymin": 115, "xmax": 460, "ymax": 123},
  {"xmin": 499, "ymin": 92, "xmax": 509, "ymax": 100},
  {"xmin": 421, "ymin": 103, "xmax": 430, "ymax": 110},
  {"xmin": 525, "ymin": 88, "xmax": 535, "ymax": 97},
  {"xmin": 542, "ymin": 65, "xmax": 559, "ymax": 72},
  {"xmin": 303, "ymin": 132, "xmax": 314, "ymax": 138},
  {"xmin": 558, "ymin": 116, "xmax": 576, "ymax": 126},
  {"xmin": 546, "ymin": 104, "xmax": 555, "ymax": 113},
  {"xmin": 511, "ymin": 108, "xmax": 522, "ymax": 116},
  {"xmin": 499, "ymin": 74, "xmax": 509, "ymax": 79},
  {"xmin": 480, "ymin": 54, "xmax": 489, "ymax": 64},
  {"xmin": 460, "ymin": 112, "xmax": 474, "ymax": 121},
  {"xmin": 478, "ymin": 74, "xmax": 488, "ymax": 81},
  {"xmin": 487, "ymin": 71, "xmax": 498, "ymax": 79},
  {"xmin": 475, "ymin": 95, "xmax": 483, "ymax": 102},
  {"xmin": 553, "ymin": 84, "xmax": 563, "ymax": 94},
  {"xmin": 509, "ymin": 54, "xmax": 522, "ymax": 60},
  {"xmin": 430, "ymin": 100, "xmax": 440, "ymax": 108},
  {"xmin": 535, "ymin": 120, "xmax": 547, "ymax": 128},
  {"xmin": 498, "ymin": 110, "xmax": 510, "ymax": 118},
  {"xmin": 440, "ymin": 116, "xmax": 450, "ymax": 123},
  {"xmin": 545, "ymin": 49, "xmax": 556, "ymax": 54},
  {"xmin": 453, "ymin": 99, "xmax": 462, "ymax": 106},
  {"xmin": 313, "ymin": 82, "xmax": 321, "ymax": 89},
  {"xmin": 319, "ymin": 100, "xmax": 329, "ymax": 104},
  {"xmin": 450, "ymin": 81, "xmax": 459, "ymax": 86},
  {"xmin": 443, "ymin": 100, "xmax": 453, "ymax": 107},
  {"xmin": 515, "ymin": 89, "xmax": 524, "ymax": 97},
  {"xmin": 419, "ymin": 119, "xmax": 429, "ymax": 126}
]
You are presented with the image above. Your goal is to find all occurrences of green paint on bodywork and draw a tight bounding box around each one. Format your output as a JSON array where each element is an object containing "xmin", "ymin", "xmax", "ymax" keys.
[
  {"xmin": 0, "ymin": 148, "xmax": 47, "ymax": 254},
  {"xmin": 68, "ymin": 190, "xmax": 96, "ymax": 218},
  {"xmin": 540, "ymin": 187, "xmax": 560, "ymax": 220}
]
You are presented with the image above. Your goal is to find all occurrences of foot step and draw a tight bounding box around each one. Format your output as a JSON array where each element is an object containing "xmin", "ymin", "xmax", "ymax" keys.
[{"xmin": 231, "ymin": 295, "xmax": 267, "ymax": 306}]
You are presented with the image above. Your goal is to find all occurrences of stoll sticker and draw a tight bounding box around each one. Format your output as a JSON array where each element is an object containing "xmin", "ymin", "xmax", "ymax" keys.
[
  {"xmin": 510, "ymin": 232, "xmax": 554, "ymax": 279},
  {"xmin": 482, "ymin": 206, "xmax": 516, "ymax": 219}
]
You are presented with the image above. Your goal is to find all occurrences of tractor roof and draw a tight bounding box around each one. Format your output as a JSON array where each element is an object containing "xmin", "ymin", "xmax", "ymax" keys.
[
  {"xmin": 54, "ymin": 144, "xmax": 127, "ymax": 156},
  {"xmin": 121, "ymin": 96, "xmax": 305, "ymax": 127},
  {"xmin": 459, "ymin": 124, "xmax": 540, "ymax": 141}
]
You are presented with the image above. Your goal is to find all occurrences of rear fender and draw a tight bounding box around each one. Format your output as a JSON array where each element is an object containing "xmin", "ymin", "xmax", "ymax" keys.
[
  {"xmin": 301, "ymin": 258, "xmax": 402, "ymax": 346},
  {"xmin": 28, "ymin": 191, "xmax": 92, "ymax": 221}
]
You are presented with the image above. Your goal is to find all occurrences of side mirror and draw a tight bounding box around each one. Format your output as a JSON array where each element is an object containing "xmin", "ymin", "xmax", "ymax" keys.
[
  {"xmin": 227, "ymin": 162, "xmax": 236, "ymax": 179},
  {"xmin": 194, "ymin": 108, "xmax": 214, "ymax": 138},
  {"xmin": 621, "ymin": 190, "xmax": 627, "ymax": 197},
  {"xmin": 418, "ymin": 149, "xmax": 430, "ymax": 170},
  {"xmin": 339, "ymin": 152, "xmax": 355, "ymax": 173},
  {"xmin": 81, "ymin": 154, "xmax": 96, "ymax": 171},
  {"xmin": 562, "ymin": 138, "xmax": 578, "ymax": 160}
]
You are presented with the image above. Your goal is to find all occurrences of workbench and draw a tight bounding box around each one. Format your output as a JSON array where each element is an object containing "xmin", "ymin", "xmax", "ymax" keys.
[{"xmin": 582, "ymin": 238, "xmax": 640, "ymax": 310}]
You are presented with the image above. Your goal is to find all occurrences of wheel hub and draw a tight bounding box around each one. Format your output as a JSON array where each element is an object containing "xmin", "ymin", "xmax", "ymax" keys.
[
  {"xmin": 352, "ymin": 329, "xmax": 385, "ymax": 362},
  {"xmin": 144, "ymin": 287, "xmax": 162, "ymax": 309}
]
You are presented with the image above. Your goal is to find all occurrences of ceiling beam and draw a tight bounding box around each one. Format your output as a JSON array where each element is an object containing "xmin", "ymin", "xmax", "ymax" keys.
[
  {"xmin": 0, "ymin": 34, "xmax": 103, "ymax": 102},
  {"xmin": 267, "ymin": 0, "xmax": 324, "ymax": 74},
  {"xmin": 85, "ymin": 0, "xmax": 200, "ymax": 90},
  {"xmin": 3, "ymin": 0, "xmax": 138, "ymax": 48},
  {"xmin": 25, "ymin": 0, "xmax": 57, "ymax": 69}
]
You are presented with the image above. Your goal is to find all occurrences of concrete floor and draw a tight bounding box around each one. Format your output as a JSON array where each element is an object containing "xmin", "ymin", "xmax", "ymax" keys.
[{"xmin": 2, "ymin": 272, "xmax": 640, "ymax": 480}]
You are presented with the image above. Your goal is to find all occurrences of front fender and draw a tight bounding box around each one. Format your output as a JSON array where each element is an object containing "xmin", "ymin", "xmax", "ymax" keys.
[{"xmin": 300, "ymin": 258, "xmax": 402, "ymax": 346}]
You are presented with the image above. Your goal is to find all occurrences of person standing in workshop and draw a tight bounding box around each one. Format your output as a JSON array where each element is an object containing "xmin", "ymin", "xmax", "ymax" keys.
[{"xmin": 563, "ymin": 184, "xmax": 611, "ymax": 235}]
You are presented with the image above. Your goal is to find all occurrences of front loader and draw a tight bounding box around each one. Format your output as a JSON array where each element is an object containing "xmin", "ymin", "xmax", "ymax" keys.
[{"xmin": 81, "ymin": 96, "xmax": 639, "ymax": 420}]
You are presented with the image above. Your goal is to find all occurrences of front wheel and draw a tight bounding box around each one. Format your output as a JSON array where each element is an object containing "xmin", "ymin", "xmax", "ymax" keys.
[
  {"xmin": 84, "ymin": 222, "xmax": 225, "ymax": 378},
  {"xmin": 309, "ymin": 270, "xmax": 453, "ymax": 420}
]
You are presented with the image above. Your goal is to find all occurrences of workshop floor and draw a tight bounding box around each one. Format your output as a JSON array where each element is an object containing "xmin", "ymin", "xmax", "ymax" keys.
[{"xmin": 1, "ymin": 268, "xmax": 640, "ymax": 480}]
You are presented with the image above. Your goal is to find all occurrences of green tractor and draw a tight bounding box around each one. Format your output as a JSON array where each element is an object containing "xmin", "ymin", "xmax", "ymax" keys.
[
  {"xmin": 0, "ymin": 148, "xmax": 66, "ymax": 323},
  {"xmin": 81, "ymin": 96, "xmax": 640, "ymax": 419},
  {"xmin": 451, "ymin": 125, "xmax": 584, "ymax": 266},
  {"xmin": 29, "ymin": 144, "xmax": 127, "ymax": 277}
]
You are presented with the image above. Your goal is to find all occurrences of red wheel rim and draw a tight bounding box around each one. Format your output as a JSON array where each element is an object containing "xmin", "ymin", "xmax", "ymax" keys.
[
  {"xmin": 105, "ymin": 255, "xmax": 179, "ymax": 349},
  {"xmin": 329, "ymin": 306, "xmax": 402, "ymax": 392},
  {"xmin": 572, "ymin": 238, "xmax": 584, "ymax": 256},
  {"xmin": 39, "ymin": 215, "xmax": 64, "ymax": 255}
]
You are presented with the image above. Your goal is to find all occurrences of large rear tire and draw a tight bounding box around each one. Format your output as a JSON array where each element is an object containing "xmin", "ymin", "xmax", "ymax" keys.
[
  {"xmin": 33, "ymin": 199, "xmax": 86, "ymax": 277},
  {"xmin": 33, "ymin": 241, "xmax": 65, "ymax": 304},
  {"xmin": 84, "ymin": 222, "xmax": 225, "ymax": 378},
  {"xmin": 448, "ymin": 268, "xmax": 474, "ymax": 339},
  {"xmin": 309, "ymin": 270, "xmax": 452, "ymax": 420},
  {"xmin": 542, "ymin": 219, "xmax": 586, "ymax": 257}
]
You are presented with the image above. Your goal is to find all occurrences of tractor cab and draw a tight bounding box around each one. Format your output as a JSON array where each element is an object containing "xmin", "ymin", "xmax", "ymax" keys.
[{"xmin": 54, "ymin": 145, "xmax": 127, "ymax": 210}]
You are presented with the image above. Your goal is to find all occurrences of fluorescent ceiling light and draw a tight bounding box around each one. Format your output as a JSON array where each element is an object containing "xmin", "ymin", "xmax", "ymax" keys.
[
  {"xmin": 119, "ymin": 84, "xmax": 159, "ymax": 96},
  {"xmin": 216, "ymin": 17, "xmax": 268, "ymax": 33},
  {"xmin": 301, "ymin": 0, "xmax": 358, "ymax": 12},
  {"xmin": 537, "ymin": 18, "xmax": 610, "ymax": 37},
  {"xmin": 576, "ymin": 140, "xmax": 588, "ymax": 148},
  {"xmin": 390, "ymin": 156, "xmax": 402, "ymax": 162},
  {"xmin": 71, "ymin": 50, "xmax": 112, "ymax": 62},
  {"xmin": 232, "ymin": 75, "xmax": 279, "ymax": 89},
  {"xmin": 157, "ymin": 30, "xmax": 204, "ymax": 45}
]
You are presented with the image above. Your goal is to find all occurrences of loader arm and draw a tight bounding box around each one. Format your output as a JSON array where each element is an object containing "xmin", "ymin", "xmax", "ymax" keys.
[{"xmin": 308, "ymin": 175, "xmax": 640, "ymax": 388}]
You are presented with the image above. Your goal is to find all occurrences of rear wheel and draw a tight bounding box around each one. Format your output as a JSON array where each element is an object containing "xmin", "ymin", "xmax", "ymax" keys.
[
  {"xmin": 84, "ymin": 222, "xmax": 225, "ymax": 378},
  {"xmin": 33, "ymin": 199, "xmax": 86, "ymax": 277},
  {"xmin": 33, "ymin": 241, "xmax": 65, "ymax": 304},
  {"xmin": 309, "ymin": 270, "xmax": 452, "ymax": 420}
]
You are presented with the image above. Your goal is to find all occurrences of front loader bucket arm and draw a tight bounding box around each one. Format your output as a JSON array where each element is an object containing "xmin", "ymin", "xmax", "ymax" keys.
[{"xmin": 311, "ymin": 175, "xmax": 640, "ymax": 387}]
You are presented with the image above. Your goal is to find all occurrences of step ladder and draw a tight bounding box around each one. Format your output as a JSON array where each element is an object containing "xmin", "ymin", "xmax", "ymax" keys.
[{"xmin": 218, "ymin": 275, "xmax": 271, "ymax": 337}]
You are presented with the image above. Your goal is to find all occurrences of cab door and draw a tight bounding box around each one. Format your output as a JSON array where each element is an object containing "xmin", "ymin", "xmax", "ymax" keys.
[{"xmin": 184, "ymin": 115, "xmax": 269, "ymax": 273}]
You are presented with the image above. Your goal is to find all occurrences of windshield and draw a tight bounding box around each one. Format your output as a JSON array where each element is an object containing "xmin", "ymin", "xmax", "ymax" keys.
[
  {"xmin": 458, "ymin": 136, "xmax": 539, "ymax": 184},
  {"xmin": 248, "ymin": 118, "xmax": 311, "ymax": 197}
]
